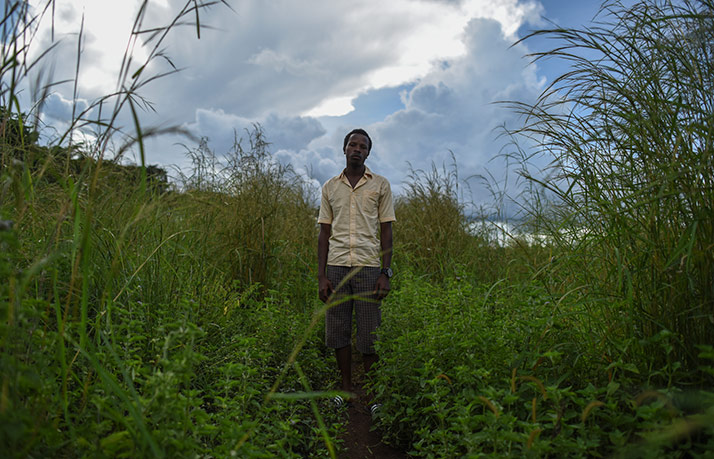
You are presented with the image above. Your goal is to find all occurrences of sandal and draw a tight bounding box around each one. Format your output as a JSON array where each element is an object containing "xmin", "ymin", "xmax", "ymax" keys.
[
  {"xmin": 332, "ymin": 394, "xmax": 351, "ymax": 408},
  {"xmin": 369, "ymin": 403, "xmax": 382, "ymax": 418}
]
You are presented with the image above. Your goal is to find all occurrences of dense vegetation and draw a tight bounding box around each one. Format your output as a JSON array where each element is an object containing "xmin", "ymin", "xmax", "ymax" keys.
[{"xmin": 2, "ymin": 0, "xmax": 713, "ymax": 457}]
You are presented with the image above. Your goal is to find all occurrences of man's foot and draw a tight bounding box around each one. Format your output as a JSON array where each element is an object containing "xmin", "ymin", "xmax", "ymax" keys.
[
  {"xmin": 332, "ymin": 394, "xmax": 347, "ymax": 408},
  {"xmin": 369, "ymin": 403, "xmax": 382, "ymax": 419},
  {"xmin": 332, "ymin": 393, "xmax": 356, "ymax": 409}
]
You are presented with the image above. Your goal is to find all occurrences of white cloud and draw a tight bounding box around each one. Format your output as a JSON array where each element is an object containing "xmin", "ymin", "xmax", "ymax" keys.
[
  {"xmin": 248, "ymin": 49, "xmax": 327, "ymax": 78},
  {"xmin": 338, "ymin": 17, "xmax": 547, "ymax": 207},
  {"xmin": 117, "ymin": 0, "xmax": 546, "ymax": 120},
  {"xmin": 21, "ymin": 0, "xmax": 559, "ymax": 216},
  {"xmin": 28, "ymin": 1, "xmax": 147, "ymax": 97},
  {"xmin": 175, "ymin": 108, "xmax": 325, "ymax": 163},
  {"xmin": 304, "ymin": 96, "xmax": 355, "ymax": 118},
  {"xmin": 28, "ymin": 0, "xmax": 543, "ymax": 119},
  {"xmin": 41, "ymin": 92, "xmax": 88, "ymax": 123}
]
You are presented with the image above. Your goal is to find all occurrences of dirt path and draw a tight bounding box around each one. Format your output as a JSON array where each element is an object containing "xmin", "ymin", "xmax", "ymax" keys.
[{"xmin": 338, "ymin": 353, "xmax": 407, "ymax": 459}]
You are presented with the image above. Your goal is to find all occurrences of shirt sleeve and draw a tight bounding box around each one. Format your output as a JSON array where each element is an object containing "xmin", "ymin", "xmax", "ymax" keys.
[
  {"xmin": 317, "ymin": 182, "xmax": 333, "ymax": 224},
  {"xmin": 378, "ymin": 179, "xmax": 396, "ymax": 223}
]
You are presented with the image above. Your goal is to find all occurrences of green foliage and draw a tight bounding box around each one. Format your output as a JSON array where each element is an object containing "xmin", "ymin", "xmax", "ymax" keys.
[
  {"xmin": 178, "ymin": 128, "xmax": 317, "ymax": 295},
  {"xmin": 395, "ymin": 160, "xmax": 504, "ymax": 283},
  {"xmin": 370, "ymin": 270, "xmax": 714, "ymax": 457},
  {"xmin": 1, "ymin": 1, "xmax": 340, "ymax": 457},
  {"xmin": 506, "ymin": 0, "xmax": 714, "ymax": 380},
  {"xmin": 2, "ymin": 0, "xmax": 713, "ymax": 457},
  {"xmin": 0, "ymin": 109, "xmax": 39, "ymax": 148}
]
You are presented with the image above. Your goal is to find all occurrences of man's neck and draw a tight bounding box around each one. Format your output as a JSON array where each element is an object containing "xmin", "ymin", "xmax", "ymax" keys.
[
  {"xmin": 343, "ymin": 165, "xmax": 366, "ymax": 187},
  {"xmin": 344, "ymin": 164, "xmax": 365, "ymax": 178}
]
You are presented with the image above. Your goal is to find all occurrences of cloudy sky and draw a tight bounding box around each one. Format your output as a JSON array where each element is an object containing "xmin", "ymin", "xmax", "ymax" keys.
[{"xmin": 17, "ymin": 0, "xmax": 619, "ymax": 213}]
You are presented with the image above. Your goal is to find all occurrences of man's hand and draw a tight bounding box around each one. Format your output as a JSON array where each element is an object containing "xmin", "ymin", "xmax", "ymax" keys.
[
  {"xmin": 319, "ymin": 275, "xmax": 334, "ymax": 303},
  {"xmin": 374, "ymin": 274, "xmax": 390, "ymax": 300},
  {"xmin": 317, "ymin": 224, "xmax": 332, "ymax": 303}
]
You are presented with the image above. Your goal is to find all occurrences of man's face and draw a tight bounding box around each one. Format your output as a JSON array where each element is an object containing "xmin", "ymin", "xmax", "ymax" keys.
[{"xmin": 344, "ymin": 133, "xmax": 370, "ymax": 168}]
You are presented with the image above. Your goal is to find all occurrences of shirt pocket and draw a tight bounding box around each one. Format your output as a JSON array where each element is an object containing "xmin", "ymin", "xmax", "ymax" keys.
[{"xmin": 361, "ymin": 190, "xmax": 379, "ymax": 209}]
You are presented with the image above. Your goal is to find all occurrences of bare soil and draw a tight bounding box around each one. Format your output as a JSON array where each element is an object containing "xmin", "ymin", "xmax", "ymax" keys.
[{"xmin": 338, "ymin": 352, "xmax": 408, "ymax": 459}]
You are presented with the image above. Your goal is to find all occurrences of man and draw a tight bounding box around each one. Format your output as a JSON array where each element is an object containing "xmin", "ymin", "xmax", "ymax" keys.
[{"xmin": 317, "ymin": 128, "xmax": 395, "ymax": 404}]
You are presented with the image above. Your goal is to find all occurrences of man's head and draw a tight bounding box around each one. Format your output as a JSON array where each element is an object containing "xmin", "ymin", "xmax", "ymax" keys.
[
  {"xmin": 343, "ymin": 128, "xmax": 372, "ymax": 153},
  {"xmin": 343, "ymin": 129, "xmax": 372, "ymax": 170}
]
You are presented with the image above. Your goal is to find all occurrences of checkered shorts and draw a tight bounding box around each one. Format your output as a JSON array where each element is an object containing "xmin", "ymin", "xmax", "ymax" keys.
[{"xmin": 325, "ymin": 265, "xmax": 382, "ymax": 354}]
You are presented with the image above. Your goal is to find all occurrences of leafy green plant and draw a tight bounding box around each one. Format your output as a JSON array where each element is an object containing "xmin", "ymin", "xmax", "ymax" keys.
[
  {"xmin": 1, "ymin": 1, "xmax": 342, "ymax": 457},
  {"xmin": 370, "ymin": 268, "xmax": 714, "ymax": 457},
  {"xmin": 505, "ymin": 0, "xmax": 714, "ymax": 381},
  {"xmin": 5, "ymin": 0, "xmax": 713, "ymax": 456}
]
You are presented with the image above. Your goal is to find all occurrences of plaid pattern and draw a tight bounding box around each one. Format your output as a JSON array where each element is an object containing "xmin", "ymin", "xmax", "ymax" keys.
[{"xmin": 325, "ymin": 265, "xmax": 382, "ymax": 354}]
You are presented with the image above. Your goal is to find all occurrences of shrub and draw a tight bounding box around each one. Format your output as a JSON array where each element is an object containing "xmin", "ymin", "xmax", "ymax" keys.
[{"xmin": 370, "ymin": 269, "xmax": 714, "ymax": 457}]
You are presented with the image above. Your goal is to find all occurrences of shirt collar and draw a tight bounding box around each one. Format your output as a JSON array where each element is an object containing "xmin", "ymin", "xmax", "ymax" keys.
[{"xmin": 338, "ymin": 166, "xmax": 374, "ymax": 182}]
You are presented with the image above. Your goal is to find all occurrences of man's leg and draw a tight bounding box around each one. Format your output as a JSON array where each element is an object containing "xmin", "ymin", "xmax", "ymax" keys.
[
  {"xmin": 335, "ymin": 345, "xmax": 352, "ymax": 392},
  {"xmin": 325, "ymin": 266, "xmax": 354, "ymax": 394},
  {"xmin": 353, "ymin": 267, "xmax": 382, "ymax": 376},
  {"xmin": 363, "ymin": 352, "xmax": 378, "ymax": 375}
]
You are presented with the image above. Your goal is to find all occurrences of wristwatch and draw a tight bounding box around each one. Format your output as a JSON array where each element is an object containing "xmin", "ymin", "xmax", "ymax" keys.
[{"xmin": 381, "ymin": 267, "xmax": 393, "ymax": 278}]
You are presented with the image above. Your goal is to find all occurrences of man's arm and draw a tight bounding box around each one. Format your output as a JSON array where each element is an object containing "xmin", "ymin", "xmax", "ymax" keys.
[
  {"xmin": 375, "ymin": 221, "xmax": 393, "ymax": 300},
  {"xmin": 318, "ymin": 223, "xmax": 333, "ymax": 303}
]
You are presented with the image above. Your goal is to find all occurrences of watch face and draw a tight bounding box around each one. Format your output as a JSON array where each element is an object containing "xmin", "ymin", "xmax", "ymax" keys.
[{"xmin": 383, "ymin": 267, "xmax": 393, "ymax": 278}]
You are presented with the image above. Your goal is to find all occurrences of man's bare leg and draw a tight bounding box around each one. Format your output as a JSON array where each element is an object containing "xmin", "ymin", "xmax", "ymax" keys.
[
  {"xmin": 363, "ymin": 353, "xmax": 378, "ymax": 375},
  {"xmin": 335, "ymin": 345, "xmax": 352, "ymax": 392},
  {"xmin": 363, "ymin": 353, "xmax": 380, "ymax": 411}
]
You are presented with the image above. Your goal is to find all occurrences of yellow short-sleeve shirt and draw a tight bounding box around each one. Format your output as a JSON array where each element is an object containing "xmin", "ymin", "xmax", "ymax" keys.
[{"xmin": 317, "ymin": 167, "xmax": 396, "ymax": 267}]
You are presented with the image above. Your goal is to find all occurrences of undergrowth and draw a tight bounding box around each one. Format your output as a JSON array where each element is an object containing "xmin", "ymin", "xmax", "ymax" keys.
[
  {"xmin": 370, "ymin": 271, "xmax": 714, "ymax": 457},
  {"xmin": 2, "ymin": 0, "xmax": 713, "ymax": 457}
]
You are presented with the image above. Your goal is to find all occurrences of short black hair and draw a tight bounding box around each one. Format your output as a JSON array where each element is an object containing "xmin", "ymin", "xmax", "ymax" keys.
[{"xmin": 343, "ymin": 128, "xmax": 372, "ymax": 152}]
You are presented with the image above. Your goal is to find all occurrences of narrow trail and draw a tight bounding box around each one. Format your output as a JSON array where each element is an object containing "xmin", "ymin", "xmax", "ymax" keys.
[{"xmin": 338, "ymin": 353, "xmax": 407, "ymax": 459}]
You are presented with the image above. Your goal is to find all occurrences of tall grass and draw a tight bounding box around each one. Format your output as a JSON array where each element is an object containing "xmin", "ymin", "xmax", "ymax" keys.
[
  {"xmin": 505, "ymin": 0, "xmax": 714, "ymax": 380},
  {"xmin": 178, "ymin": 127, "xmax": 318, "ymax": 297},
  {"xmin": 1, "ymin": 2, "xmax": 342, "ymax": 456},
  {"xmin": 395, "ymin": 159, "xmax": 507, "ymax": 284},
  {"xmin": 4, "ymin": 0, "xmax": 712, "ymax": 456}
]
